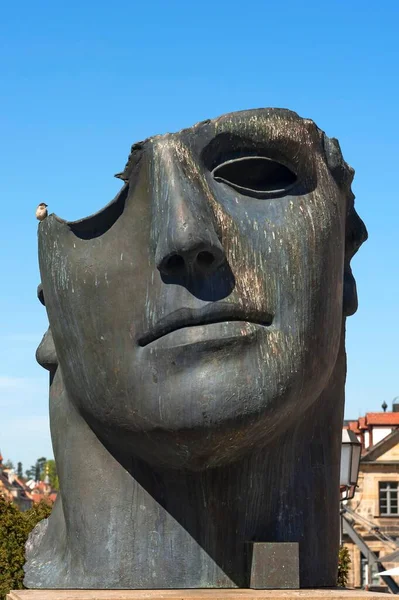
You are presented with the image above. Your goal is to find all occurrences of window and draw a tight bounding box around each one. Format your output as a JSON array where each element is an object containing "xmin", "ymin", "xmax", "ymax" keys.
[{"xmin": 379, "ymin": 482, "xmax": 398, "ymax": 516}]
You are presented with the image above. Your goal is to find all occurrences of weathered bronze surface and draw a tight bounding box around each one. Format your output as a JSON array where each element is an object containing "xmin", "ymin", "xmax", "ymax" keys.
[{"xmin": 25, "ymin": 109, "xmax": 367, "ymax": 589}]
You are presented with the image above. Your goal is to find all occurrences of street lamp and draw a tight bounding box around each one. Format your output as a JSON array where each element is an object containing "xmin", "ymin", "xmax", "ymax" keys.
[{"xmin": 340, "ymin": 429, "xmax": 362, "ymax": 500}]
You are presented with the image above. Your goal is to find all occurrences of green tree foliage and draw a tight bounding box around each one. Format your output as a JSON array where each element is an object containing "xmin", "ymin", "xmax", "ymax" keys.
[
  {"xmin": 24, "ymin": 465, "xmax": 36, "ymax": 480},
  {"xmin": 25, "ymin": 457, "xmax": 47, "ymax": 482},
  {"xmin": 337, "ymin": 545, "xmax": 351, "ymax": 587},
  {"xmin": 36, "ymin": 458, "xmax": 46, "ymax": 483},
  {"xmin": 17, "ymin": 463, "xmax": 23, "ymax": 480},
  {"xmin": 0, "ymin": 495, "xmax": 52, "ymax": 600}
]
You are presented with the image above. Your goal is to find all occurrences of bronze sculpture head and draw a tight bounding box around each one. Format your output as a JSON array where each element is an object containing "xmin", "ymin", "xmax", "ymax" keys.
[{"xmin": 25, "ymin": 109, "xmax": 367, "ymax": 589}]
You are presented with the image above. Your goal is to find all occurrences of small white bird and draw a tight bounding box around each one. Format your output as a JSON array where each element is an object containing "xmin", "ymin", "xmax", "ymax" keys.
[{"xmin": 36, "ymin": 203, "xmax": 48, "ymax": 221}]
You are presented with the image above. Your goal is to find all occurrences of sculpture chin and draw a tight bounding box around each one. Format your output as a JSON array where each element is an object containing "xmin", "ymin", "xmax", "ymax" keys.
[
  {"xmin": 87, "ymin": 388, "xmax": 302, "ymax": 472},
  {"xmin": 96, "ymin": 421, "xmax": 276, "ymax": 471}
]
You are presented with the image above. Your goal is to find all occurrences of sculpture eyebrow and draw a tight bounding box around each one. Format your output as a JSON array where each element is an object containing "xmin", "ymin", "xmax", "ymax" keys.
[{"xmin": 201, "ymin": 130, "xmax": 305, "ymax": 173}]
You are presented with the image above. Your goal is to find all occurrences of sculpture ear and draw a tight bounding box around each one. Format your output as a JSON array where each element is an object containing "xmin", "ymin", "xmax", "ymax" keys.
[
  {"xmin": 343, "ymin": 264, "xmax": 358, "ymax": 317},
  {"xmin": 343, "ymin": 204, "xmax": 368, "ymax": 317},
  {"xmin": 36, "ymin": 327, "xmax": 58, "ymax": 373},
  {"xmin": 322, "ymin": 132, "xmax": 368, "ymax": 318},
  {"xmin": 36, "ymin": 283, "xmax": 58, "ymax": 373},
  {"xmin": 37, "ymin": 283, "xmax": 45, "ymax": 306}
]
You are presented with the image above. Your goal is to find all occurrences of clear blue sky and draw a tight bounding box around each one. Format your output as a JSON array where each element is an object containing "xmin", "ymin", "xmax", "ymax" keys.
[{"xmin": 1, "ymin": 1, "xmax": 398, "ymax": 471}]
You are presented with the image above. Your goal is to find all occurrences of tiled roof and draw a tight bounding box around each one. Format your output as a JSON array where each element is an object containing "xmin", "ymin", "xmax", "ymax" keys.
[
  {"xmin": 358, "ymin": 416, "xmax": 367, "ymax": 429},
  {"xmin": 30, "ymin": 489, "xmax": 57, "ymax": 503},
  {"xmin": 346, "ymin": 421, "xmax": 361, "ymax": 434},
  {"xmin": 343, "ymin": 412, "xmax": 399, "ymax": 433},
  {"xmin": 366, "ymin": 412, "xmax": 399, "ymax": 426},
  {"xmin": 28, "ymin": 479, "xmax": 57, "ymax": 503}
]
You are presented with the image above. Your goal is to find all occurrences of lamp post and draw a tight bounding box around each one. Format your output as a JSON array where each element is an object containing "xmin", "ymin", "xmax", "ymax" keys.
[
  {"xmin": 340, "ymin": 429, "xmax": 362, "ymax": 501},
  {"xmin": 339, "ymin": 429, "xmax": 362, "ymax": 548}
]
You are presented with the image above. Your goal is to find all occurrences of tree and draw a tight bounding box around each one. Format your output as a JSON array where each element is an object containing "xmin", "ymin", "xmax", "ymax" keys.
[
  {"xmin": 17, "ymin": 463, "xmax": 23, "ymax": 479},
  {"xmin": 3, "ymin": 460, "xmax": 14, "ymax": 470},
  {"xmin": 36, "ymin": 457, "xmax": 46, "ymax": 482},
  {"xmin": 0, "ymin": 495, "xmax": 52, "ymax": 600},
  {"xmin": 337, "ymin": 545, "xmax": 351, "ymax": 587},
  {"xmin": 25, "ymin": 457, "xmax": 47, "ymax": 482},
  {"xmin": 25, "ymin": 465, "xmax": 36, "ymax": 481}
]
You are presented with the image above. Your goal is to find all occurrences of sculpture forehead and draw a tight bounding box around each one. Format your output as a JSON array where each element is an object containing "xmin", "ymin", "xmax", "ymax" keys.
[
  {"xmin": 118, "ymin": 108, "xmax": 321, "ymax": 182},
  {"xmin": 149, "ymin": 108, "xmax": 315, "ymax": 144}
]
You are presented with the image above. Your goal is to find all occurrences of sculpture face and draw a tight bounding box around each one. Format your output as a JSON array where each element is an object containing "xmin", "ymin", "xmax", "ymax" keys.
[{"xmin": 38, "ymin": 109, "xmax": 365, "ymax": 470}]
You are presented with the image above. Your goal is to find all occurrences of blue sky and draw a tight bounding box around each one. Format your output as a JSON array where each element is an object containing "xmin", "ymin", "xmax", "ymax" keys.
[{"xmin": 0, "ymin": 0, "xmax": 398, "ymax": 470}]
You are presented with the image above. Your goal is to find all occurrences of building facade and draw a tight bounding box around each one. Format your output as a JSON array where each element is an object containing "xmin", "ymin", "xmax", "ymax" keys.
[
  {"xmin": 344, "ymin": 408, "xmax": 399, "ymax": 591},
  {"xmin": 0, "ymin": 453, "xmax": 57, "ymax": 510},
  {"xmin": 0, "ymin": 452, "xmax": 33, "ymax": 511}
]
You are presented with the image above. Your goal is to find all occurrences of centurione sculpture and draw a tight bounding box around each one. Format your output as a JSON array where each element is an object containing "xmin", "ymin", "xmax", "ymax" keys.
[{"xmin": 25, "ymin": 108, "xmax": 367, "ymax": 589}]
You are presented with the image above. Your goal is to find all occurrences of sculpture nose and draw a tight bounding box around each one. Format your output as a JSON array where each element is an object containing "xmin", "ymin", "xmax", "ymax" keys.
[
  {"xmin": 158, "ymin": 243, "xmax": 225, "ymax": 277},
  {"xmin": 154, "ymin": 142, "xmax": 225, "ymax": 278}
]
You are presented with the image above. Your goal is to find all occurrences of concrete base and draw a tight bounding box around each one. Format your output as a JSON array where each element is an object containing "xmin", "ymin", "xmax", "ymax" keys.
[{"xmin": 7, "ymin": 590, "xmax": 391, "ymax": 600}]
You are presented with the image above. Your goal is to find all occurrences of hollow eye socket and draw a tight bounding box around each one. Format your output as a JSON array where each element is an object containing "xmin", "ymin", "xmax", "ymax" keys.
[{"xmin": 212, "ymin": 156, "xmax": 297, "ymax": 198}]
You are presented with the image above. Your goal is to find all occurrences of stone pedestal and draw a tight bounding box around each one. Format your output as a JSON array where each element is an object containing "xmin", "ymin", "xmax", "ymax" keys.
[
  {"xmin": 7, "ymin": 590, "xmax": 391, "ymax": 600},
  {"xmin": 247, "ymin": 543, "xmax": 300, "ymax": 589}
]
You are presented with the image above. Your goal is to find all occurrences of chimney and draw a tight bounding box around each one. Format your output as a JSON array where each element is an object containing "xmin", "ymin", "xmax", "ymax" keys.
[{"xmin": 393, "ymin": 397, "xmax": 399, "ymax": 413}]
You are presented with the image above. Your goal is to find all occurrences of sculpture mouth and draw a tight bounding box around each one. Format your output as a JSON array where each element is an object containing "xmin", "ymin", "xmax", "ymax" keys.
[{"xmin": 138, "ymin": 304, "xmax": 273, "ymax": 347}]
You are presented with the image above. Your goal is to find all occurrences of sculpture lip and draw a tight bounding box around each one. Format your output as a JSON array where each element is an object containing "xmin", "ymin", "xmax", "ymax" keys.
[{"xmin": 138, "ymin": 304, "xmax": 273, "ymax": 347}]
